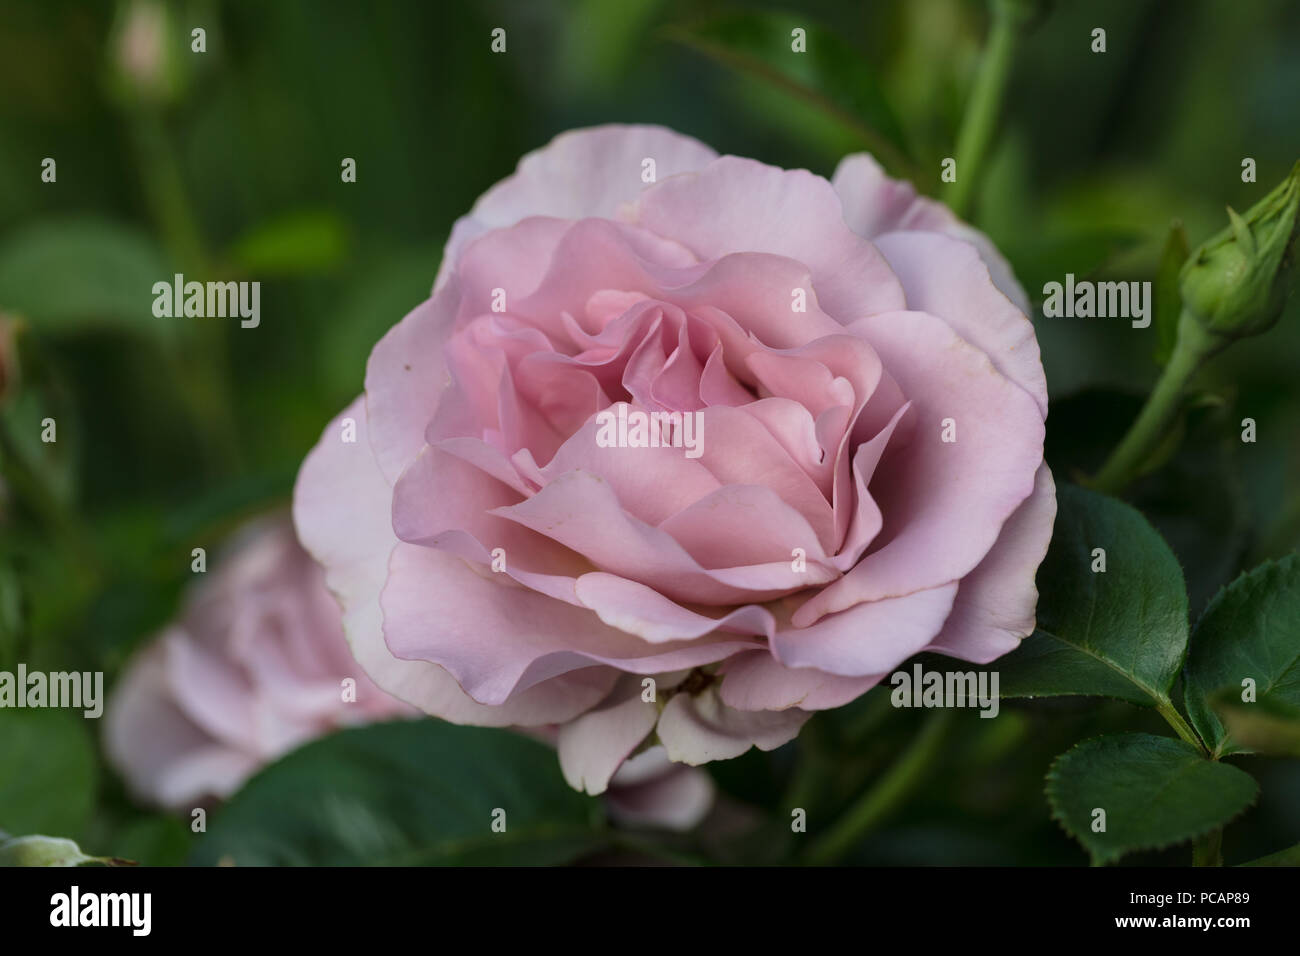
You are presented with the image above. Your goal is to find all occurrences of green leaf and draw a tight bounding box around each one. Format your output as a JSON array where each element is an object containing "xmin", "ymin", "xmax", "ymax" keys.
[
  {"xmin": 1044, "ymin": 390, "xmax": 1247, "ymax": 613},
  {"xmin": 994, "ymin": 484, "xmax": 1190, "ymax": 709},
  {"xmin": 1185, "ymin": 554, "xmax": 1300, "ymax": 756},
  {"xmin": 0, "ymin": 219, "xmax": 171, "ymax": 337},
  {"xmin": 109, "ymin": 816, "xmax": 192, "ymax": 866},
  {"xmin": 190, "ymin": 720, "xmax": 606, "ymax": 866},
  {"xmin": 664, "ymin": 12, "xmax": 914, "ymax": 176},
  {"xmin": 0, "ymin": 710, "xmax": 96, "ymax": 837},
  {"xmin": 1153, "ymin": 220, "xmax": 1190, "ymax": 365},
  {"xmin": 1046, "ymin": 733, "xmax": 1258, "ymax": 865},
  {"xmin": 1241, "ymin": 841, "xmax": 1300, "ymax": 866},
  {"xmin": 1212, "ymin": 693, "xmax": 1300, "ymax": 757},
  {"xmin": 228, "ymin": 208, "xmax": 349, "ymax": 277},
  {"xmin": 995, "ymin": 631, "xmax": 1157, "ymax": 706}
]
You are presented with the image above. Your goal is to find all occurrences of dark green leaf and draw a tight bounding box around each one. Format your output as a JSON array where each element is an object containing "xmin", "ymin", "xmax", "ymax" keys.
[
  {"xmin": 1046, "ymin": 733, "xmax": 1257, "ymax": 865},
  {"xmin": 996, "ymin": 631, "xmax": 1157, "ymax": 706},
  {"xmin": 1186, "ymin": 554, "xmax": 1300, "ymax": 755},
  {"xmin": 664, "ymin": 12, "xmax": 914, "ymax": 176},
  {"xmin": 1045, "ymin": 390, "xmax": 1247, "ymax": 614},
  {"xmin": 994, "ymin": 484, "xmax": 1190, "ymax": 709},
  {"xmin": 190, "ymin": 720, "xmax": 606, "ymax": 866},
  {"xmin": 0, "ymin": 711, "xmax": 96, "ymax": 837},
  {"xmin": 1240, "ymin": 841, "xmax": 1300, "ymax": 866},
  {"xmin": 109, "ymin": 816, "xmax": 193, "ymax": 866}
]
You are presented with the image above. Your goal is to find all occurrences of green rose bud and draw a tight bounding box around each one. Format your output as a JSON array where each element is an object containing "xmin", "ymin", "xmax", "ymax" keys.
[
  {"xmin": 0, "ymin": 834, "xmax": 95, "ymax": 867},
  {"xmin": 1180, "ymin": 161, "xmax": 1300, "ymax": 341}
]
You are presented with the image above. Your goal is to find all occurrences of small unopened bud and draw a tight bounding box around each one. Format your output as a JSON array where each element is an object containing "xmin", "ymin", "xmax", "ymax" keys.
[
  {"xmin": 0, "ymin": 834, "xmax": 94, "ymax": 867},
  {"xmin": 107, "ymin": 0, "xmax": 184, "ymax": 106},
  {"xmin": 1180, "ymin": 161, "xmax": 1300, "ymax": 341}
]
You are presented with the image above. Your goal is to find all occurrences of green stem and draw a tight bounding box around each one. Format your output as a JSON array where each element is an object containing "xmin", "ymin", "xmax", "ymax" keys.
[
  {"xmin": 127, "ymin": 110, "xmax": 243, "ymax": 474},
  {"xmin": 1090, "ymin": 309, "xmax": 1223, "ymax": 494},
  {"xmin": 803, "ymin": 709, "xmax": 953, "ymax": 865},
  {"xmin": 1192, "ymin": 828, "xmax": 1223, "ymax": 867},
  {"xmin": 1156, "ymin": 700, "xmax": 1209, "ymax": 757},
  {"xmin": 948, "ymin": 0, "xmax": 1024, "ymax": 218},
  {"xmin": 130, "ymin": 113, "xmax": 208, "ymax": 274}
]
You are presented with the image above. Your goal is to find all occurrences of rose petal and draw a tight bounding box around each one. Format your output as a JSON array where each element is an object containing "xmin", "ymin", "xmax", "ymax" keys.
[
  {"xmin": 574, "ymin": 572, "xmax": 774, "ymax": 644},
  {"xmin": 793, "ymin": 310, "xmax": 1044, "ymax": 624},
  {"xmin": 657, "ymin": 686, "xmax": 809, "ymax": 765},
  {"xmin": 103, "ymin": 641, "xmax": 259, "ymax": 809},
  {"xmin": 381, "ymin": 541, "xmax": 758, "ymax": 705},
  {"xmin": 605, "ymin": 748, "xmax": 715, "ymax": 831},
  {"xmin": 719, "ymin": 651, "xmax": 884, "ymax": 711},
  {"xmin": 293, "ymin": 397, "xmax": 619, "ymax": 724},
  {"xmin": 557, "ymin": 679, "xmax": 659, "ymax": 795},
  {"xmin": 438, "ymin": 124, "xmax": 719, "ymax": 288},
  {"xmin": 634, "ymin": 156, "xmax": 906, "ymax": 322},
  {"xmin": 364, "ymin": 289, "xmax": 459, "ymax": 484},
  {"xmin": 925, "ymin": 462, "xmax": 1057, "ymax": 663},
  {"xmin": 831, "ymin": 152, "xmax": 1029, "ymax": 314},
  {"xmin": 774, "ymin": 583, "xmax": 959, "ymax": 676},
  {"xmin": 873, "ymin": 230, "xmax": 1046, "ymax": 415}
]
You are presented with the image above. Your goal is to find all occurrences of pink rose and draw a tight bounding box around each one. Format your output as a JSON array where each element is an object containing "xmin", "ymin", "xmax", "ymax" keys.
[
  {"xmin": 104, "ymin": 516, "xmax": 413, "ymax": 809},
  {"xmin": 293, "ymin": 125, "xmax": 1055, "ymax": 795}
]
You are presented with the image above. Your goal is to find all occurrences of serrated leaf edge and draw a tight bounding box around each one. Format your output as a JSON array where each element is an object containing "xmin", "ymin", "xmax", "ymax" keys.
[{"xmin": 1044, "ymin": 733, "xmax": 1259, "ymax": 866}]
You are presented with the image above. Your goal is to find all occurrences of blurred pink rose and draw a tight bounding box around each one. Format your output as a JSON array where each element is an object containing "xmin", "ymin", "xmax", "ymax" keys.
[
  {"xmin": 293, "ymin": 125, "xmax": 1054, "ymax": 795},
  {"xmin": 104, "ymin": 516, "xmax": 412, "ymax": 809}
]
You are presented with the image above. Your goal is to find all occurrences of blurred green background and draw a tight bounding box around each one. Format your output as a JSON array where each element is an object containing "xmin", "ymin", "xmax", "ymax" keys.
[{"xmin": 1, "ymin": 0, "xmax": 1298, "ymax": 866}]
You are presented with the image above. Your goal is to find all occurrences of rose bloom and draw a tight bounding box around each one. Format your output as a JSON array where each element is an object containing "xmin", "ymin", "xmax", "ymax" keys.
[
  {"xmin": 104, "ymin": 515, "xmax": 710, "ymax": 827},
  {"xmin": 104, "ymin": 516, "xmax": 413, "ymax": 809},
  {"xmin": 293, "ymin": 125, "xmax": 1054, "ymax": 797}
]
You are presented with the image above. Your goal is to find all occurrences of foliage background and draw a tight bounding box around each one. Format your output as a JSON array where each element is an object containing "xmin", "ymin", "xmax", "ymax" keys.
[{"xmin": 1, "ymin": 0, "xmax": 1298, "ymax": 866}]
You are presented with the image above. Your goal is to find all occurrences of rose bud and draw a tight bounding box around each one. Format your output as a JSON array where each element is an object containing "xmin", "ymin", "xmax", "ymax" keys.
[
  {"xmin": 1180, "ymin": 161, "xmax": 1300, "ymax": 343},
  {"xmin": 0, "ymin": 834, "xmax": 95, "ymax": 868},
  {"xmin": 104, "ymin": 516, "xmax": 416, "ymax": 810},
  {"xmin": 106, "ymin": 0, "xmax": 184, "ymax": 107}
]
